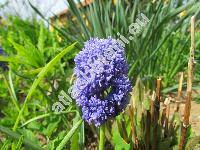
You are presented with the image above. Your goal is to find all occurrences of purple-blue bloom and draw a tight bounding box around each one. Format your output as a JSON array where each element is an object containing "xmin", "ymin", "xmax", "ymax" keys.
[
  {"xmin": 72, "ymin": 38, "xmax": 132, "ymax": 126},
  {"xmin": 0, "ymin": 47, "xmax": 8, "ymax": 71}
]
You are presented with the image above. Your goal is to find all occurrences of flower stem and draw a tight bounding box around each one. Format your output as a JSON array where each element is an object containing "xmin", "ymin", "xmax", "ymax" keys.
[{"xmin": 99, "ymin": 124, "xmax": 105, "ymax": 150}]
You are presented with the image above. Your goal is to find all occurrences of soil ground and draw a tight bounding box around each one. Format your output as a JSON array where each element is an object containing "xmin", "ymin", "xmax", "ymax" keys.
[
  {"xmin": 166, "ymin": 88, "xmax": 200, "ymax": 136},
  {"xmin": 180, "ymin": 101, "xmax": 200, "ymax": 136},
  {"xmin": 169, "ymin": 101, "xmax": 200, "ymax": 136}
]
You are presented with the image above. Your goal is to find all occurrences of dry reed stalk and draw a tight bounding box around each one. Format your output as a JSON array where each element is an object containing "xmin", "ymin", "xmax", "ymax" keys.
[
  {"xmin": 178, "ymin": 16, "xmax": 195, "ymax": 150},
  {"xmin": 152, "ymin": 78, "xmax": 162, "ymax": 150},
  {"xmin": 128, "ymin": 104, "xmax": 138, "ymax": 149},
  {"xmin": 164, "ymin": 99, "xmax": 170, "ymax": 137},
  {"xmin": 161, "ymin": 98, "xmax": 168, "ymax": 127},
  {"xmin": 145, "ymin": 109, "xmax": 151, "ymax": 150},
  {"xmin": 175, "ymin": 72, "xmax": 184, "ymax": 112},
  {"xmin": 150, "ymin": 91, "xmax": 156, "ymax": 123}
]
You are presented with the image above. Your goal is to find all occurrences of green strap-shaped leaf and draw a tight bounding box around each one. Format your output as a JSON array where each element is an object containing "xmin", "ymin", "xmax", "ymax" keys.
[
  {"xmin": 67, "ymin": 0, "xmax": 90, "ymax": 38},
  {"xmin": 56, "ymin": 119, "xmax": 83, "ymax": 150},
  {"xmin": 13, "ymin": 42, "xmax": 76, "ymax": 131},
  {"xmin": 21, "ymin": 110, "xmax": 77, "ymax": 127}
]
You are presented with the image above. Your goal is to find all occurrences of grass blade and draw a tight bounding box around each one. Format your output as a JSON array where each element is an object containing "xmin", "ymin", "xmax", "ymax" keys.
[
  {"xmin": 21, "ymin": 110, "xmax": 77, "ymax": 127},
  {"xmin": 13, "ymin": 42, "xmax": 76, "ymax": 131},
  {"xmin": 56, "ymin": 119, "xmax": 83, "ymax": 150}
]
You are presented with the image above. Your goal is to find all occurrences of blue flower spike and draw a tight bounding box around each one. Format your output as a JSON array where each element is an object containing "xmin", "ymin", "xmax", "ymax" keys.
[{"xmin": 72, "ymin": 38, "xmax": 132, "ymax": 126}]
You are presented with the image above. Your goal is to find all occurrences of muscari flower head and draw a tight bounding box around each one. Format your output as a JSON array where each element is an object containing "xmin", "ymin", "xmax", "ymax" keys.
[
  {"xmin": 72, "ymin": 38, "xmax": 132, "ymax": 126},
  {"xmin": 0, "ymin": 47, "xmax": 9, "ymax": 71}
]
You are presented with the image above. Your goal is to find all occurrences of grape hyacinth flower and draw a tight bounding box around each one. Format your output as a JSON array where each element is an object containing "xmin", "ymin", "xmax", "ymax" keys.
[
  {"xmin": 0, "ymin": 47, "xmax": 8, "ymax": 72},
  {"xmin": 72, "ymin": 38, "xmax": 132, "ymax": 126}
]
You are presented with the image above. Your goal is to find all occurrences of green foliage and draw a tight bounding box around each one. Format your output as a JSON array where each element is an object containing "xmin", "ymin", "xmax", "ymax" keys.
[
  {"xmin": 112, "ymin": 122, "xmax": 130, "ymax": 150},
  {"xmin": 57, "ymin": 119, "xmax": 83, "ymax": 150},
  {"xmin": 58, "ymin": 0, "xmax": 200, "ymax": 88},
  {"xmin": 0, "ymin": 0, "xmax": 200, "ymax": 149},
  {"xmin": 0, "ymin": 125, "xmax": 42, "ymax": 149},
  {"xmin": 0, "ymin": 17, "xmax": 80, "ymax": 149}
]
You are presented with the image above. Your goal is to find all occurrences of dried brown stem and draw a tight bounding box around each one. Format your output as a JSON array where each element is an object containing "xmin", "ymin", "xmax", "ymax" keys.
[
  {"xmin": 152, "ymin": 78, "xmax": 162, "ymax": 150},
  {"xmin": 150, "ymin": 91, "xmax": 156, "ymax": 123},
  {"xmin": 145, "ymin": 110, "xmax": 151, "ymax": 150},
  {"xmin": 175, "ymin": 72, "xmax": 184, "ymax": 112},
  {"xmin": 128, "ymin": 104, "xmax": 138, "ymax": 149},
  {"xmin": 161, "ymin": 99, "xmax": 167, "ymax": 127},
  {"xmin": 164, "ymin": 100, "xmax": 170, "ymax": 137},
  {"xmin": 178, "ymin": 16, "xmax": 195, "ymax": 150}
]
